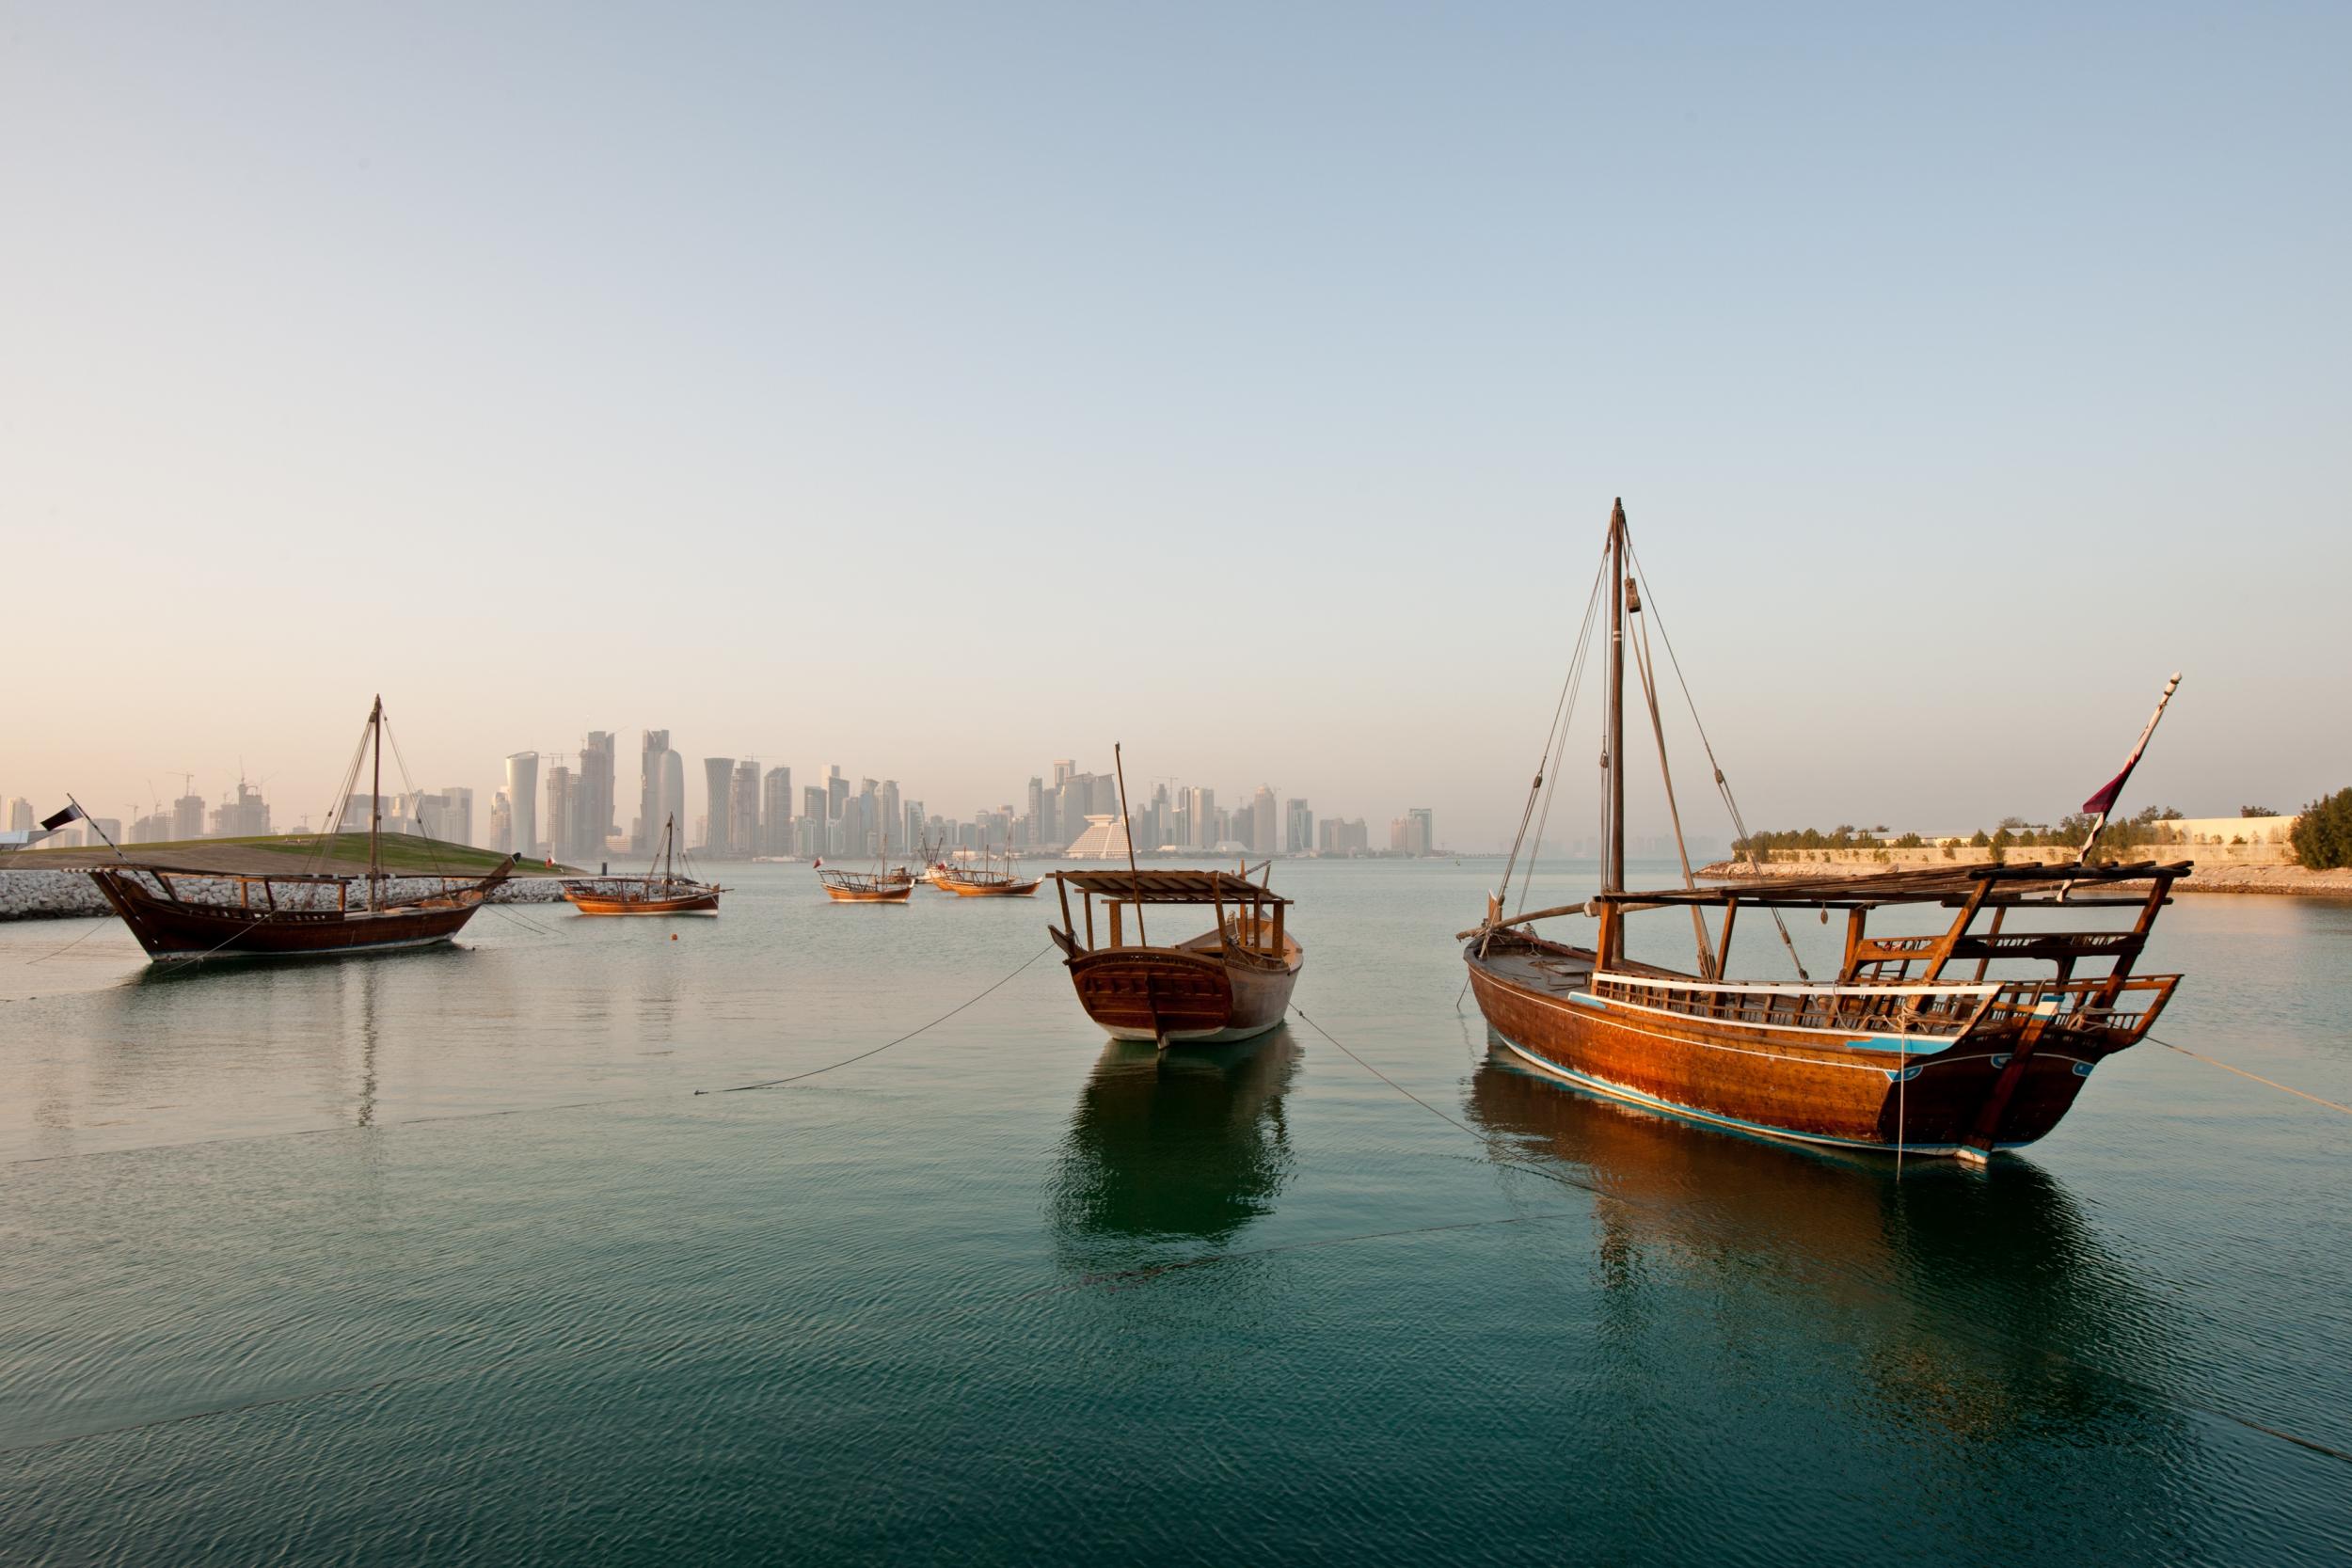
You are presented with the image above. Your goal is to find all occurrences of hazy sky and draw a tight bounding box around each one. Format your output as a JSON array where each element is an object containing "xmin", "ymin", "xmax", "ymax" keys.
[{"xmin": 5, "ymin": 2, "xmax": 2346, "ymax": 848}]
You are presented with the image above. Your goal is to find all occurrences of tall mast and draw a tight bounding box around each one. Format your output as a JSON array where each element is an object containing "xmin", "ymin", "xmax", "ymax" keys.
[
  {"xmin": 1604, "ymin": 500, "xmax": 1628, "ymax": 914},
  {"xmin": 368, "ymin": 694, "xmax": 384, "ymax": 911}
]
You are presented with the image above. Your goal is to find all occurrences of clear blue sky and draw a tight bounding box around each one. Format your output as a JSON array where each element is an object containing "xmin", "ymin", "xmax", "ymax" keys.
[{"xmin": 5, "ymin": 2, "xmax": 2346, "ymax": 846}]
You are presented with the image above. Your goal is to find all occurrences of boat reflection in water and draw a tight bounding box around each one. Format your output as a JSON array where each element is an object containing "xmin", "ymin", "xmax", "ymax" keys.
[
  {"xmin": 1466, "ymin": 1043, "xmax": 2189, "ymax": 1456},
  {"xmin": 1049, "ymin": 1028, "xmax": 1301, "ymax": 1273}
]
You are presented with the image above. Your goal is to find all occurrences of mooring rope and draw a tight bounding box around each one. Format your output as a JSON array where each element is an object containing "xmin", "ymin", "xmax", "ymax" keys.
[
  {"xmin": 695, "ymin": 944, "xmax": 1056, "ymax": 1094},
  {"xmin": 2149, "ymin": 1036, "xmax": 2352, "ymax": 1117}
]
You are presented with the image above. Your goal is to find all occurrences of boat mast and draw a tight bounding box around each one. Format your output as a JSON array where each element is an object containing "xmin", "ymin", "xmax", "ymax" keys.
[
  {"xmin": 1603, "ymin": 500, "xmax": 1628, "ymax": 961},
  {"xmin": 368, "ymin": 694, "xmax": 384, "ymax": 912}
]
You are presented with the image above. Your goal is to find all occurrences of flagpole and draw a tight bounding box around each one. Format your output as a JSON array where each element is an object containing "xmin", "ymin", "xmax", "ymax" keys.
[
  {"xmin": 2074, "ymin": 673, "xmax": 2183, "ymax": 870},
  {"xmin": 65, "ymin": 794, "xmax": 128, "ymax": 862}
]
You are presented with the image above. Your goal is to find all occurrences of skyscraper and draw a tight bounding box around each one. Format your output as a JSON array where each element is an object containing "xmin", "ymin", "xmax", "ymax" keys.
[
  {"xmin": 435, "ymin": 786, "xmax": 475, "ymax": 848},
  {"xmin": 1285, "ymin": 799, "xmax": 1312, "ymax": 855},
  {"xmin": 1185, "ymin": 786, "xmax": 1215, "ymax": 849},
  {"xmin": 545, "ymin": 764, "xmax": 576, "ymax": 863},
  {"xmin": 880, "ymin": 781, "xmax": 900, "ymax": 850},
  {"xmin": 580, "ymin": 731, "xmax": 615, "ymax": 856},
  {"xmin": 827, "ymin": 766, "xmax": 848, "ymax": 822},
  {"xmin": 170, "ymin": 789, "xmax": 205, "ymax": 840},
  {"xmin": 702, "ymin": 758, "xmax": 736, "ymax": 852},
  {"xmin": 1250, "ymin": 785, "xmax": 1278, "ymax": 855},
  {"xmin": 761, "ymin": 767, "xmax": 794, "ymax": 854},
  {"xmin": 730, "ymin": 759, "xmax": 760, "ymax": 858},
  {"xmin": 8, "ymin": 799, "xmax": 33, "ymax": 832},
  {"xmin": 1406, "ymin": 807, "xmax": 1436, "ymax": 856},
  {"xmin": 489, "ymin": 790, "xmax": 513, "ymax": 852},
  {"xmin": 504, "ymin": 753, "xmax": 540, "ymax": 858},
  {"xmin": 637, "ymin": 730, "xmax": 671, "ymax": 852},
  {"xmin": 659, "ymin": 749, "xmax": 684, "ymax": 847}
]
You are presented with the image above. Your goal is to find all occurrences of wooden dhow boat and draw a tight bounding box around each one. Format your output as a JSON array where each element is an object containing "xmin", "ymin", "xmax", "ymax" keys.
[
  {"xmin": 932, "ymin": 843, "xmax": 1041, "ymax": 897},
  {"xmin": 86, "ymin": 696, "xmax": 519, "ymax": 962},
  {"xmin": 1461, "ymin": 500, "xmax": 2187, "ymax": 1162},
  {"xmin": 1049, "ymin": 867, "xmax": 1302, "ymax": 1046},
  {"xmin": 560, "ymin": 814, "xmax": 722, "ymax": 914},
  {"xmin": 816, "ymin": 832, "xmax": 915, "ymax": 903}
]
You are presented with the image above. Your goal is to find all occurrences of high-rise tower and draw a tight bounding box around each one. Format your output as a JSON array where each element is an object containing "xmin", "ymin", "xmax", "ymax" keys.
[
  {"xmin": 703, "ymin": 758, "xmax": 736, "ymax": 852},
  {"xmin": 637, "ymin": 730, "xmax": 671, "ymax": 852},
  {"xmin": 505, "ymin": 752, "xmax": 540, "ymax": 859}
]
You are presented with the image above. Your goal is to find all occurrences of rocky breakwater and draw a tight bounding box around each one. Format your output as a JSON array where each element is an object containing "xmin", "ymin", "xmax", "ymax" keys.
[{"xmin": 0, "ymin": 869, "xmax": 572, "ymax": 922}]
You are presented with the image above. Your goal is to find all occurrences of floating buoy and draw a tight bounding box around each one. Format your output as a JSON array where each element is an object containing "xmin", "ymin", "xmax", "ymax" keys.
[{"xmin": 671, "ymin": 932, "xmax": 678, "ymax": 941}]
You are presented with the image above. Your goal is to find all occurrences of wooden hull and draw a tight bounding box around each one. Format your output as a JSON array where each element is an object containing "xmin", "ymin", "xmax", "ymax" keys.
[
  {"xmin": 1060, "ymin": 942, "xmax": 1299, "ymax": 1045},
  {"xmin": 936, "ymin": 877, "xmax": 1041, "ymax": 897},
  {"xmin": 1464, "ymin": 941, "xmax": 2153, "ymax": 1156},
  {"xmin": 822, "ymin": 882, "xmax": 913, "ymax": 903},
  {"xmin": 87, "ymin": 871, "xmax": 491, "ymax": 961},
  {"xmin": 562, "ymin": 888, "xmax": 720, "ymax": 915}
]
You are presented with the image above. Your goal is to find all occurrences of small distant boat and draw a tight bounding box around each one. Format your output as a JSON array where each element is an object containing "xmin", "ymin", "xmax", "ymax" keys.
[
  {"xmin": 85, "ymin": 695, "xmax": 518, "ymax": 962},
  {"xmin": 1049, "ymin": 863, "xmax": 1301, "ymax": 1046},
  {"xmin": 561, "ymin": 814, "xmax": 723, "ymax": 914},
  {"xmin": 817, "ymin": 835, "xmax": 915, "ymax": 903},
  {"xmin": 933, "ymin": 842, "xmax": 1041, "ymax": 898},
  {"xmin": 1461, "ymin": 499, "xmax": 2188, "ymax": 1162}
]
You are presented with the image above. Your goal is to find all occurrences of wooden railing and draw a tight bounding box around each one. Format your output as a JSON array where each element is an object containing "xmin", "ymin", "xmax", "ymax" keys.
[{"xmin": 1590, "ymin": 973, "xmax": 1998, "ymax": 1037}]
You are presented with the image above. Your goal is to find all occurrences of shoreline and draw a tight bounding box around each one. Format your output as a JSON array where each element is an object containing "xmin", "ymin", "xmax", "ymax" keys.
[{"xmin": 1695, "ymin": 860, "xmax": 2352, "ymax": 898}]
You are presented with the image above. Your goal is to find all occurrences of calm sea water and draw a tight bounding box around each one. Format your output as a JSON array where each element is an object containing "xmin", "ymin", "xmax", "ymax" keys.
[{"xmin": 3, "ymin": 861, "xmax": 2348, "ymax": 1565}]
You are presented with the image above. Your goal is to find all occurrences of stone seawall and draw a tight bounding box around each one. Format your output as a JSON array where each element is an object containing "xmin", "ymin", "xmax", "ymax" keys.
[{"xmin": 0, "ymin": 871, "xmax": 571, "ymax": 922}]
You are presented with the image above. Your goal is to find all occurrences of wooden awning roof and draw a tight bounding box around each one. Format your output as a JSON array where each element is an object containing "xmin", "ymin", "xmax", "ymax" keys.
[
  {"xmin": 1592, "ymin": 860, "xmax": 2192, "ymax": 911},
  {"xmin": 1053, "ymin": 869, "xmax": 1290, "ymax": 905}
]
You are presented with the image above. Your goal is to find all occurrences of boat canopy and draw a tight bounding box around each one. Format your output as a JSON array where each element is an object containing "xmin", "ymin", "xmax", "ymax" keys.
[
  {"xmin": 1588, "ymin": 860, "xmax": 2193, "ymax": 911},
  {"xmin": 1053, "ymin": 869, "xmax": 1290, "ymax": 906}
]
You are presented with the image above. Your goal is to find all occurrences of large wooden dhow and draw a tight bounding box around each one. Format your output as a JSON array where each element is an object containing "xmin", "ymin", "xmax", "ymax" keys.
[
  {"xmin": 87, "ymin": 696, "xmax": 519, "ymax": 962},
  {"xmin": 1461, "ymin": 500, "xmax": 2187, "ymax": 1161},
  {"xmin": 1048, "ymin": 868, "xmax": 1301, "ymax": 1046},
  {"xmin": 561, "ymin": 814, "xmax": 722, "ymax": 914}
]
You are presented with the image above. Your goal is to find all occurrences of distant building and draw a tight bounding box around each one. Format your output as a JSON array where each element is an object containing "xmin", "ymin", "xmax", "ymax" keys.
[
  {"xmin": 1185, "ymin": 786, "xmax": 1215, "ymax": 849},
  {"xmin": 1396, "ymin": 807, "xmax": 1434, "ymax": 856},
  {"xmin": 1284, "ymin": 799, "xmax": 1312, "ymax": 855},
  {"xmin": 171, "ymin": 792, "xmax": 205, "ymax": 840},
  {"xmin": 659, "ymin": 750, "xmax": 684, "ymax": 847},
  {"xmin": 1250, "ymin": 785, "xmax": 1278, "ymax": 855},
  {"xmin": 827, "ymin": 766, "xmax": 848, "ymax": 822},
  {"xmin": 1064, "ymin": 814, "xmax": 1132, "ymax": 860},
  {"xmin": 761, "ymin": 767, "xmax": 794, "ymax": 854},
  {"xmin": 129, "ymin": 812, "xmax": 176, "ymax": 844},
  {"xmin": 8, "ymin": 799, "xmax": 34, "ymax": 832},
  {"xmin": 505, "ymin": 753, "xmax": 540, "ymax": 858},
  {"xmin": 579, "ymin": 731, "xmax": 616, "ymax": 859},
  {"xmin": 210, "ymin": 778, "xmax": 271, "ymax": 838},
  {"xmin": 702, "ymin": 758, "xmax": 737, "ymax": 852},
  {"xmin": 636, "ymin": 730, "xmax": 671, "ymax": 853},
  {"xmin": 545, "ymin": 764, "xmax": 576, "ymax": 863},
  {"xmin": 730, "ymin": 759, "xmax": 760, "ymax": 857},
  {"xmin": 489, "ymin": 790, "xmax": 514, "ymax": 853},
  {"xmin": 1319, "ymin": 817, "xmax": 1370, "ymax": 855}
]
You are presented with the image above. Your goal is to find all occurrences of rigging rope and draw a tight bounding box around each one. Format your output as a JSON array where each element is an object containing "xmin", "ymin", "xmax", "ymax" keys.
[
  {"xmin": 1497, "ymin": 546, "xmax": 1610, "ymax": 914},
  {"xmin": 1625, "ymin": 541, "xmax": 1811, "ymax": 983}
]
